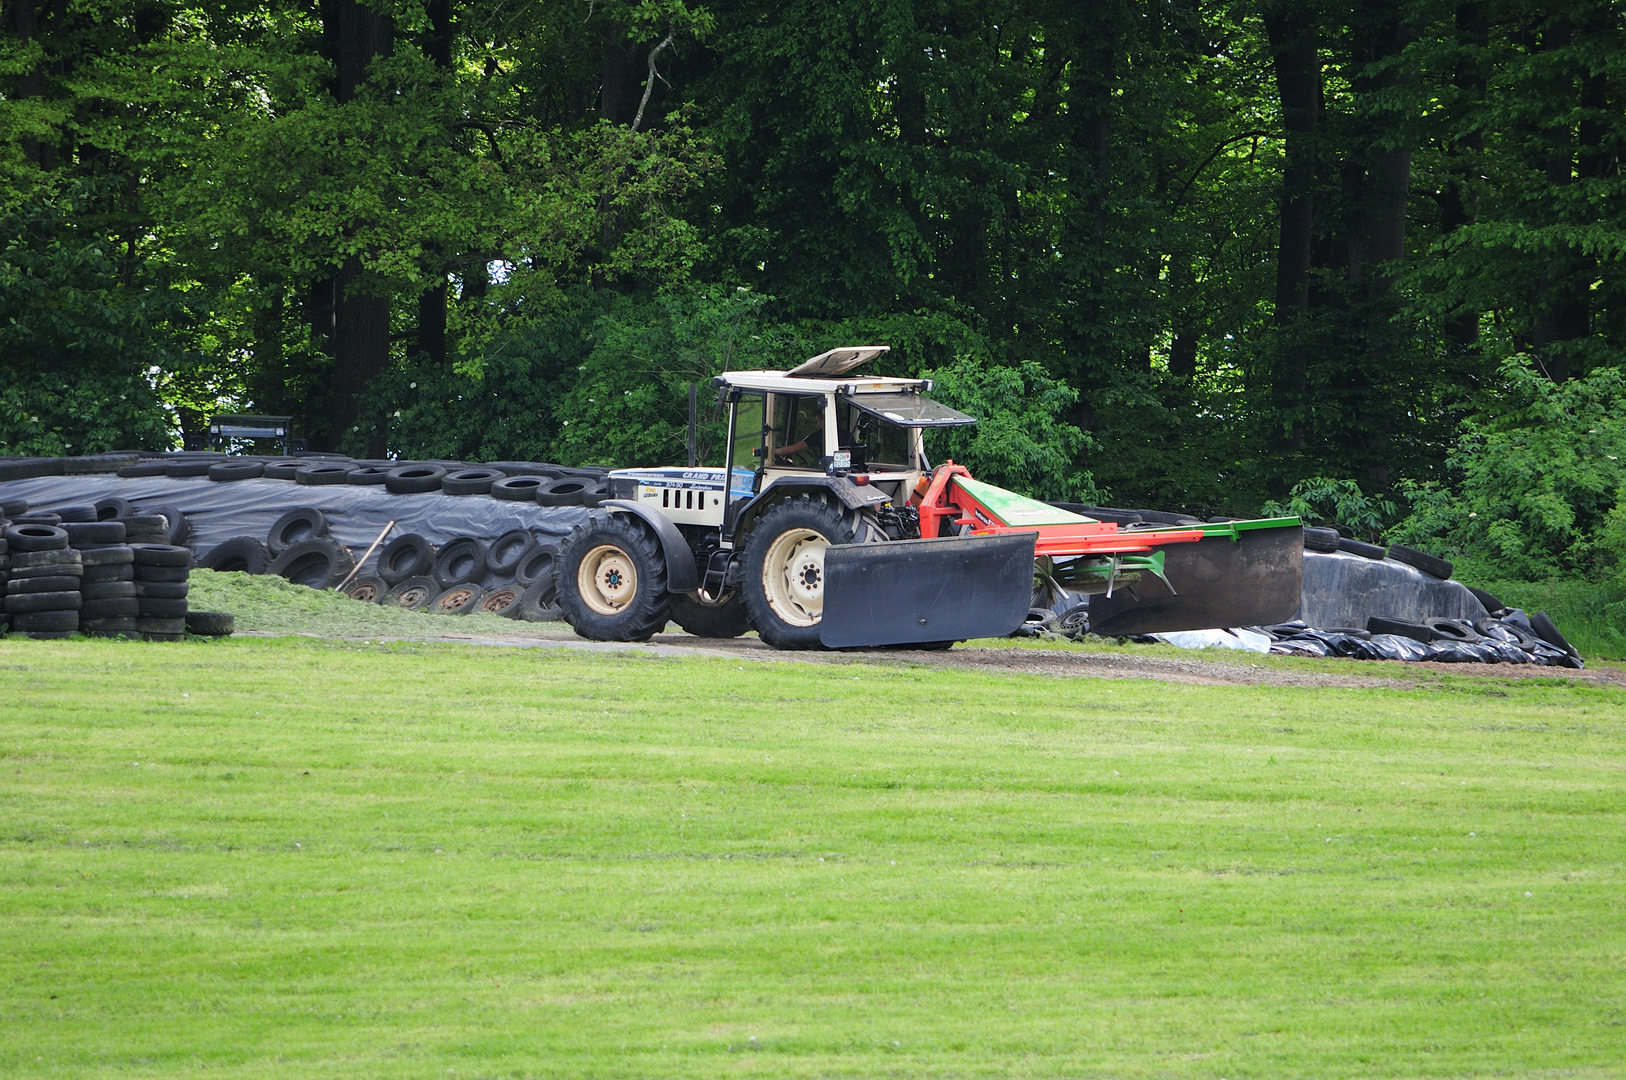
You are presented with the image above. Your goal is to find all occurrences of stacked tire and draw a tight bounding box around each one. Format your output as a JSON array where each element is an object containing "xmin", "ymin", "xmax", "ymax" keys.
[
  {"xmin": 4, "ymin": 524, "xmax": 81, "ymax": 638},
  {"xmin": 67, "ymin": 517, "xmax": 139, "ymax": 639},
  {"xmin": 131, "ymin": 544, "xmax": 191, "ymax": 642}
]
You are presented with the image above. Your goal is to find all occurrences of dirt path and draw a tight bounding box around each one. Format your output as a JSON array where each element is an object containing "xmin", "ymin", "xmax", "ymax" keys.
[{"xmin": 247, "ymin": 626, "xmax": 1626, "ymax": 690}]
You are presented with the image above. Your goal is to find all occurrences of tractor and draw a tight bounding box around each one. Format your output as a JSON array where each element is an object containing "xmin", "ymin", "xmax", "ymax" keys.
[{"xmin": 554, "ymin": 346, "xmax": 1304, "ymax": 649}]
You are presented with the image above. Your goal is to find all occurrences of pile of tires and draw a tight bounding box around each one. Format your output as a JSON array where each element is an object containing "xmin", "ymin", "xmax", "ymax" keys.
[
  {"xmin": 179, "ymin": 451, "xmax": 614, "ymax": 505},
  {"xmin": 197, "ymin": 508, "xmax": 565, "ymax": 622},
  {"xmin": 366, "ymin": 528, "xmax": 563, "ymax": 621},
  {"xmin": 0, "ymin": 499, "xmax": 230, "ymax": 641}
]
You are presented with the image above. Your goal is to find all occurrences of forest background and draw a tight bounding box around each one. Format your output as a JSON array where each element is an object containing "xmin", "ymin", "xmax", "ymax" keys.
[{"xmin": 3, "ymin": 0, "xmax": 1626, "ymax": 612}]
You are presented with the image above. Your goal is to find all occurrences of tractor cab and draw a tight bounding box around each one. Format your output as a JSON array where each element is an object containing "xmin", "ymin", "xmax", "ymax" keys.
[{"xmin": 720, "ymin": 346, "xmax": 976, "ymax": 509}]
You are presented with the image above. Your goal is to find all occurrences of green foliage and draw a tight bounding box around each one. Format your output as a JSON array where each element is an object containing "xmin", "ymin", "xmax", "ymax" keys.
[
  {"xmin": 1389, "ymin": 357, "xmax": 1626, "ymax": 580},
  {"xmin": 922, "ymin": 356, "xmax": 1096, "ymax": 502},
  {"xmin": 1263, "ymin": 477, "xmax": 1397, "ymax": 543},
  {"xmin": 0, "ymin": 182, "xmax": 178, "ymax": 456}
]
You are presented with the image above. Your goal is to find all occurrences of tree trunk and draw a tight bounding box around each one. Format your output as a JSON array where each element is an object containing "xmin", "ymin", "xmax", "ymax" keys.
[
  {"xmin": 418, "ymin": 280, "xmax": 447, "ymax": 364},
  {"xmin": 1437, "ymin": 2, "xmax": 1486, "ymax": 349},
  {"xmin": 318, "ymin": 0, "xmax": 394, "ymax": 448},
  {"xmin": 329, "ymin": 257, "xmax": 392, "ymax": 451},
  {"xmin": 1266, "ymin": 12, "xmax": 1319, "ymax": 326},
  {"xmin": 599, "ymin": 35, "xmax": 642, "ymax": 125},
  {"xmin": 1532, "ymin": 17, "xmax": 1591, "ymax": 382}
]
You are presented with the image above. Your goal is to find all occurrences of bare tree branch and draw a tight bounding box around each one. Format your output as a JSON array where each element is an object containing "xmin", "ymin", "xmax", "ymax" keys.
[{"xmin": 630, "ymin": 27, "xmax": 675, "ymax": 132}]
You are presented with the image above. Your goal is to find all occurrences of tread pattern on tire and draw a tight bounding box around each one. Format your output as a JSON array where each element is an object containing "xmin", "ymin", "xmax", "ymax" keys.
[
  {"xmin": 556, "ymin": 514, "xmax": 670, "ymax": 641},
  {"xmin": 741, "ymin": 492, "xmax": 859, "ymax": 650}
]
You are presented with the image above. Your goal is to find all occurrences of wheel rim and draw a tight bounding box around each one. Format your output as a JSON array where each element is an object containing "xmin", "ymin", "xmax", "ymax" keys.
[
  {"xmin": 578, "ymin": 544, "xmax": 638, "ymax": 616},
  {"xmin": 763, "ymin": 527, "xmax": 828, "ymax": 627}
]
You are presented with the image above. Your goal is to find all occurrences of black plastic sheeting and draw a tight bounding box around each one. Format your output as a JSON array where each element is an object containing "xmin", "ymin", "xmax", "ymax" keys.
[
  {"xmin": 1260, "ymin": 611, "xmax": 1582, "ymax": 668},
  {"xmin": 1296, "ymin": 550, "xmax": 1487, "ymax": 628},
  {"xmin": 0, "ymin": 474, "xmax": 593, "ymax": 565}
]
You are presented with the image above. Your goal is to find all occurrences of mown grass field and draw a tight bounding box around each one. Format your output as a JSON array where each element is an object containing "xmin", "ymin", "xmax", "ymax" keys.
[{"xmin": 2, "ymin": 633, "xmax": 1624, "ymax": 1078}]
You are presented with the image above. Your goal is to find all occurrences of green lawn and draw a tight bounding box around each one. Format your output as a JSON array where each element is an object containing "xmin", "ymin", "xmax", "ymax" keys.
[{"xmin": 2, "ymin": 635, "xmax": 1623, "ymax": 1078}]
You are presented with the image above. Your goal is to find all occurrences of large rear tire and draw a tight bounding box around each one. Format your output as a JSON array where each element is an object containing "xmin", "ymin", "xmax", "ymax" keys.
[
  {"xmin": 670, "ymin": 592, "xmax": 751, "ymax": 639},
  {"xmin": 557, "ymin": 514, "xmax": 671, "ymax": 641},
  {"xmin": 742, "ymin": 493, "xmax": 861, "ymax": 650}
]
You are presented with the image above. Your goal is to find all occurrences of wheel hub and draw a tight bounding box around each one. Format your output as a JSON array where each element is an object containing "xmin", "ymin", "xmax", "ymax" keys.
[
  {"xmin": 578, "ymin": 544, "xmax": 639, "ymax": 616},
  {"xmin": 763, "ymin": 528, "xmax": 829, "ymax": 627}
]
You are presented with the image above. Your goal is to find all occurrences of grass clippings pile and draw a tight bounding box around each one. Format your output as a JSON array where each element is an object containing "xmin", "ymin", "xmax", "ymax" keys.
[
  {"xmin": 186, "ymin": 568, "xmax": 567, "ymax": 640},
  {"xmin": 2, "ymin": 633, "xmax": 1623, "ymax": 1077}
]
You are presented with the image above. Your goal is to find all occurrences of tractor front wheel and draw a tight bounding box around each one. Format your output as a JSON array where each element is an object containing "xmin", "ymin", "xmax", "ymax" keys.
[
  {"xmin": 557, "ymin": 514, "xmax": 671, "ymax": 641},
  {"xmin": 743, "ymin": 494, "xmax": 860, "ymax": 650}
]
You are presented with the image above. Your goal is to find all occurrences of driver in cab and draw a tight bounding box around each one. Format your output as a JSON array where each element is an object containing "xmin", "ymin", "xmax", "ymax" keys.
[{"xmin": 773, "ymin": 413, "xmax": 824, "ymax": 464}]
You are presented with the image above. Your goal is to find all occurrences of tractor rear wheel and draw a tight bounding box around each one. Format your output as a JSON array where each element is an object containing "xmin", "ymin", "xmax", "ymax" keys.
[
  {"xmin": 743, "ymin": 493, "xmax": 861, "ymax": 650},
  {"xmin": 557, "ymin": 514, "xmax": 671, "ymax": 642}
]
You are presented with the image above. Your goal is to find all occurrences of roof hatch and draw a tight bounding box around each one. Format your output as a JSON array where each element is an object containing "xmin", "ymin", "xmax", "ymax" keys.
[{"xmin": 787, "ymin": 345, "xmax": 889, "ymax": 378}]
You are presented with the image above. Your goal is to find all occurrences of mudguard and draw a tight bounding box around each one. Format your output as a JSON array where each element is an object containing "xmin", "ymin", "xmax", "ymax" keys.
[
  {"xmin": 1086, "ymin": 524, "xmax": 1303, "ymax": 636},
  {"xmin": 600, "ymin": 499, "xmax": 700, "ymax": 594},
  {"xmin": 819, "ymin": 532, "xmax": 1036, "ymax": 648}
]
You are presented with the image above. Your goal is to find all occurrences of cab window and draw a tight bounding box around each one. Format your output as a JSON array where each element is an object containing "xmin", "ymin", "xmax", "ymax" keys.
[
  {"xmin": 769, "ymin": 394, "xmax": 826, "ymax": 468},
  {"xmin": 731, "ymin": 393, "xmax": 765, "ymax": 469},
  {"xmin": 836, "ymin": 398, "xmax": 913, "ymax": 469}
]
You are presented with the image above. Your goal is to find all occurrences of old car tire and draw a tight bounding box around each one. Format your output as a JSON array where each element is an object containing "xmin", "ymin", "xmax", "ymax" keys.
[
  {"xmin": 343, "ymin": 576, "xmax": 387, "ymax": 603},
  {"xmin": 201, "ymin": 537, "xmax": 270, "ymax": 574},
  {"xmin": 384, "ymin": 465, "xmax": 446, "ymax": 494},
  {"xmin": 669, "ymin": 592, "xmax": 751, "ymax": 639},
  {"xmin": 432, "ymin": 537, "xmax": 488, "ymax": 587},
  {"xmin": 131, "ymin": 543, "xmax": 191, "ymax": 568},
  {"xmin": 186, "ymin": 611, "xmax": 235, "ymax": 636},
  {"xmin": 441, "ymin": 468, "xmax": 505, "ymax": 496},
  {"xmin": 381, "ymin": 576, "xmax": 438, "ymax": 610},
  {"xmin": 5, "ymin": 524, "xmax": 69, "ymax": 552},
  {"xmin": 490, "ymin": 475, "xmax": 547, "ymax": 502},
  {"xmin": 488, "ymin": 529, "xmax": 536, "ymax": 577},
  {"xmin": 477, "ymin": 585, "xmax": 522, "ymax": 616},
  {"xmin": 536, "ymin": 478, "xmax": 590, "ymax": 507},
  {"xmin": 377, "ymin": 533, "xmax": 434, "ymax": 584},
  {"xmin": 556, "ymin": 513, "xmax": 670, "ymax": 641},
  {"xmin": 94, "ymin": 496, "xmax": 133, "ymax": 520},
  {"xmin": 63, "ymin": 521, "xmax": 126, "ymax": 546},
  {"xmin": 1303, "ymin": 526, "xmax": 1341, "ymax": 553},
  {"xmin": 295, "ymin": 463, "xmax": 354, "ymax": 486},
  {"xmin": 346, "ymin": 466, "xmax": 390, "ymax": 485},
  {"xmin": 208, "ymin": 461, "xmax": 264, "ymax": 482},
  {"xmin": 269, "ymin": 537, "xmax": 355, "ymax": 590},
  {"xmin": 429, "ymin": 583, "xmax": 484, "ymax": 615},
  {"xmin": 742, "ymin": 493, "xmax": 860, "ymax": 650},
  {"xmin": 514, "ymin": 579, "xmax": 563, "ymax": 621},
  {"xmin": 144, "ymin": 505, "xmax": 191, "ymax": 546},
  {"xmin": 12, "ymin": 610, "xmax": 78, "ymax": 634},
  {"xmin": 1386, "ymin": 543, "xmax": 1453, "ymax": 580},
  {"xmin": 514, "ymin": 544, "xmax": 559, "ymax": 588},
  {"xmin": 267, "ymin": 508, "xmax": 329, "ymax": 554},
  {"xmin": 1337, "ymin": 537, "xmax": 1386, "ymax": 560}
]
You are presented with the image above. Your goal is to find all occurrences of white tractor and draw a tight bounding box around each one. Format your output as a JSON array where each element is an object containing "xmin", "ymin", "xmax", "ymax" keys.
[{"xmin": 555, "ymin": 346, "xmax": 1304, "ymax": 649}]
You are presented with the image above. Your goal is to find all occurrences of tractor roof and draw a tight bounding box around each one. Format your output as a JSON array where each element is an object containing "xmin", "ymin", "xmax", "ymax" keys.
[{"xmin": 715, "ymin": 345, "xmax": 926, "ymax": 395}]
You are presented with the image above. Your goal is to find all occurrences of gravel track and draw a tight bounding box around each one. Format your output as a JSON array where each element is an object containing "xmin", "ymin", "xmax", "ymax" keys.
[{"xmin": 242, "ymin": 625, "xmax": 1626, "ymax": 689}]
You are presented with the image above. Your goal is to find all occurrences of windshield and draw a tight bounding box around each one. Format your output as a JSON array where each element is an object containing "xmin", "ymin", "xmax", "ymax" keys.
[
  {"xmin": 841, "ymin": 391, "xmax": 975, "ymax": 428},
  {"xmin": 836, "ymin": 398, "xmax": 913, "ymax": 469}
]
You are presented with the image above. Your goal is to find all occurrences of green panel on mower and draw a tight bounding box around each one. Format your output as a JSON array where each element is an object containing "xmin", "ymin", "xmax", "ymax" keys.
[{"xmin": 949, "ymin": 476, "xmax": 1096, "ymax": 527}]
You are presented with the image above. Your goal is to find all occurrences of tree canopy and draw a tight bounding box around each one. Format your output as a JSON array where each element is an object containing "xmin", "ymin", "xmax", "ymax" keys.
[{"xmin": 4, "ymin": 0, "xmax": 1626, "ymax": 576}]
